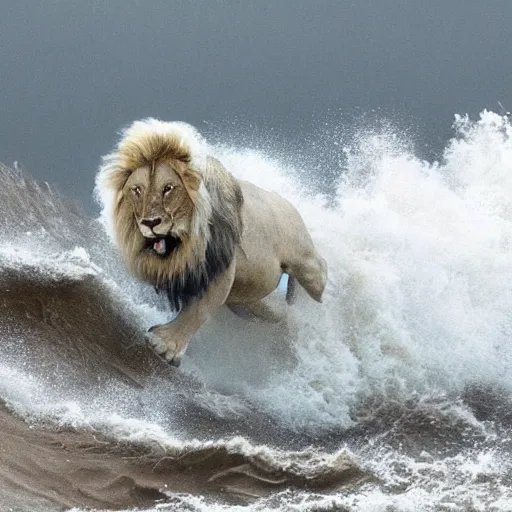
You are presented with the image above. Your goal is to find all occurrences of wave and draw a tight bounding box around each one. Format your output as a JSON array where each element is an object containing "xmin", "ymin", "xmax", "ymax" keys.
[
  {"xmin": 185, "ymin": 110, "xmax": 512, "ymax": 430},
  {"xmin": 1, "ymin": 111, "xmax": 512, "ymax": 510}
]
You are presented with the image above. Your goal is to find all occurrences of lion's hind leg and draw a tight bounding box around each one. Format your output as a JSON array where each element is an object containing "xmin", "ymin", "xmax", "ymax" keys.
[{"xmin": 286, "ymin": 252, "xmax": 327, "ymax": 303}]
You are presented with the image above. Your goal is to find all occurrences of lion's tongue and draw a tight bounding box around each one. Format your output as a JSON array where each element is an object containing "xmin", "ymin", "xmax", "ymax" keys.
[{"xmin": 153, "ymin": 239, "xmax": 166, "ymax": 255}]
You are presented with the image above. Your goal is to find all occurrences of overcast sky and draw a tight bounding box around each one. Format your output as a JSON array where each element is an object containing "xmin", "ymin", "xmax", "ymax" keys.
[{"xmin": 1, "ymin": 0, "xmax": 512, "ymax": 210}]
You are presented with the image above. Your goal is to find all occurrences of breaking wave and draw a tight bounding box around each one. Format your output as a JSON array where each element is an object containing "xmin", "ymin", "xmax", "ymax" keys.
[{"xmin": 1, "ymin": 110, "xmax": 512, "ymax": 510}]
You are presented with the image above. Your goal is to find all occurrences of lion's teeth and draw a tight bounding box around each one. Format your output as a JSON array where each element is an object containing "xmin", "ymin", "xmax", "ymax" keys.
[{"xmin": 154, "ymin": 239, "xmax": 166, "ymax": 254}]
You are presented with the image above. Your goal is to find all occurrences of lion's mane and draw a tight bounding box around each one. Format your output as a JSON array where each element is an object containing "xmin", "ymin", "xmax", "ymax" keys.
[{"xmin": 95, "ymin": 118, "xmax": 243, "ymax": 310}]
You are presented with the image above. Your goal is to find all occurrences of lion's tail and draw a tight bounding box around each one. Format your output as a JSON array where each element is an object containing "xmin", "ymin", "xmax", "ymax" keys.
[{"xmin": 286, "ymin": 275, "xmax": 298, "ymax": 305}]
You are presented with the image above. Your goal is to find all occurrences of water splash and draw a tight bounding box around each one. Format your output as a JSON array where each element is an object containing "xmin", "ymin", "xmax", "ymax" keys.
[{"xmin": 2, "ymin": 110, "xmax": 512, "ymax": 510}]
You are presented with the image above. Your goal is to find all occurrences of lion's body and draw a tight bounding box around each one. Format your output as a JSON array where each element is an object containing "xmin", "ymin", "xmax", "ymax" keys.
[
  {"xmin": 96, "ymin": 119, "xmax": 327, "ymax": 365},
  {"xmin": 229, "ymin": 179, "xmax": 325, "ymax": 305}
]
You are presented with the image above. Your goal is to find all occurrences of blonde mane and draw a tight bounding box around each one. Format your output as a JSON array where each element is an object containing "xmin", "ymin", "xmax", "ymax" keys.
[{"xmin": 95, "ymin": 118, "xmax": 243, "ymax": 310}]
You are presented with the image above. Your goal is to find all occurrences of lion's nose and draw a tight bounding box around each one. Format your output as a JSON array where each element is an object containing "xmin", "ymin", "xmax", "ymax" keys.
[{"xmin": 141, "ymin": 217, "xmax": 162, "ymax": 229}]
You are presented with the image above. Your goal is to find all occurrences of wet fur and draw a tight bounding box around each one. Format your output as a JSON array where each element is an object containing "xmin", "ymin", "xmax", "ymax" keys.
[{"xmin": 96, "ymin": 119, "xmax": 243, "ymax": 310}]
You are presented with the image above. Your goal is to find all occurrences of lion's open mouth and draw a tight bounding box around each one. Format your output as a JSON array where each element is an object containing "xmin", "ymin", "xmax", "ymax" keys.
[{"xmin": 144, "ymin": 235, "xmax": 181, "ymax": 257}]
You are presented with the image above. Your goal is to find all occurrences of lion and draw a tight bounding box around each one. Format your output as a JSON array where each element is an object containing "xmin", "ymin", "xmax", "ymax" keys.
[{"xmin": 96, "ymin": 118, "xmax": 327, "ymax": 366}]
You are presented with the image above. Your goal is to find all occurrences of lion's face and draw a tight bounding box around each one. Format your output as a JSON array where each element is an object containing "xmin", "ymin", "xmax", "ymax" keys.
[
  {"xmin": 97, "ymin": 119, "xmax": 241, "ymax": 298},
  {"xmin": 123, "ymin": 161, "xmax": 194, "ymax": 257}
]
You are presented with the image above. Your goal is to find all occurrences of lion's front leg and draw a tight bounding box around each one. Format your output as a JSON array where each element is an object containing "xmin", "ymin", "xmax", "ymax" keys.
[
  {"xmin": 147, "ymin": 260, "xmax": 236, "ymax": 367},
  {"xmin": 146, "ymin": 322, "xmax": 190, "ymax": 367}
]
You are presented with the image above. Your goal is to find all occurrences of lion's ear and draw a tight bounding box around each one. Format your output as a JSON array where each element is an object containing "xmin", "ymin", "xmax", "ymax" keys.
[{"xmin": 179, "ymin": 167, "xmax": 202, "ymax": 204}]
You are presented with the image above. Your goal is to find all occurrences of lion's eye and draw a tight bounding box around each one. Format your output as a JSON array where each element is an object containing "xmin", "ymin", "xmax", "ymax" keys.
[
  {"xmin": 131, "ymin": 186, "xmax": 141, "ymax": 197},
  {"xmin": 163, "ymin": 184, "xmax": 174, "ymax": 195}
]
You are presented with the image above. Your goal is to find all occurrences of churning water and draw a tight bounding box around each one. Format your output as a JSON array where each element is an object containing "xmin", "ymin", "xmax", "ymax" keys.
[{"xmin": 1, "ymin": 111, "xmax": 512, "ymax": 511}]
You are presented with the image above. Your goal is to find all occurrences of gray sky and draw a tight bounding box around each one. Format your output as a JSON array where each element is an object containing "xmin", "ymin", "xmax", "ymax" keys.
[{"xmin": 1, "ymin": 0, "xmax": 512, "ymax": 210}]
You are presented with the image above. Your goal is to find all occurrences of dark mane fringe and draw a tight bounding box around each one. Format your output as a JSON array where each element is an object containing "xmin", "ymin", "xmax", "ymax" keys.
[{"xmin": 159, "ymin": 165, "xmax": 244, "ymax": 311}]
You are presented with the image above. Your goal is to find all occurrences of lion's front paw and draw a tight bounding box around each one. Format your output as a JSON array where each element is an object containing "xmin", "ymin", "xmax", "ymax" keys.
[{"xmin": 146, "ymin": 326, "xmax": 186, "ymax": 367}]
